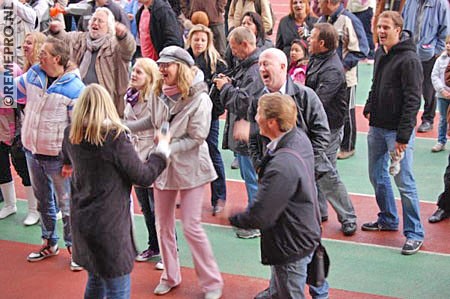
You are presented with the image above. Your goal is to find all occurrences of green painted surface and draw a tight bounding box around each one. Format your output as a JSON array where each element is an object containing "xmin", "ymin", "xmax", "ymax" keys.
[
  {"xmin": 2, "ymin": 204, "xmax": 450, "ymax": 299},
  {"xmin": 220, "ymin": 117, "xmax": 448, "ymax": 203},
  {"xmin": 336, "ymin": 132, "xmax": 448, "ymax": 202}
]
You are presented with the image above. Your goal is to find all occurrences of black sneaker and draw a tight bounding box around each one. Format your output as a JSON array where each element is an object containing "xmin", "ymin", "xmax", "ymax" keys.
[
  {"xmin": 27, "ymin": 243, "xmax": 59, "ymax": 262},
  {"xmin": 361, "ymin": 221, "xmax": 398, "ymax": 231},
  {"xmin": 401, "ymin": 239, "xmax": 423, "ymax": 255}
]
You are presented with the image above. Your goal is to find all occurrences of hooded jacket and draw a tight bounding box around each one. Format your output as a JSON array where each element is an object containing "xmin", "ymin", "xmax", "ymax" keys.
[
  {"xmin": 126, "ymin": 73, "xmax": 217, "ymax": 190},
  {"xmin": 363, "ymin": 31, "xmax": 423, "ymax": 144}
]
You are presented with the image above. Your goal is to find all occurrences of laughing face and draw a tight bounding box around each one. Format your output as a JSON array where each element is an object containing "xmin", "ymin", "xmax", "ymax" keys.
[
  {"xmin": 259, "ymin": 51, "xmax": 286, "ymax": 92},
  {"xmin": 377, "ymin": 17, "xmax": 401, "ymax": 52},
  {"xmin": 158, "ymin": 62, "xmax": 179, "ymax": 86},
  {"xmin": 89, "ymin": 11, "xmax": 109, "ymax": 39}
]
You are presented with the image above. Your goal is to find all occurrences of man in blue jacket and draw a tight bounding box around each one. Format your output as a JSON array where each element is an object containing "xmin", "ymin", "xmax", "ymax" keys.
[
  {"xmin": 362, "ymin": 11, "xmax": 425, "ymax": 255},
  {"xmin": 402, "ymin": 0, "xmax": 450, "ymax": 133}
]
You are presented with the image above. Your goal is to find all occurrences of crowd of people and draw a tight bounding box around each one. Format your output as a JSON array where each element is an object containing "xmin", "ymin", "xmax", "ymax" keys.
[{"xmin": 0, "ymin": 0, "xmax": 450, "ymax": 298}]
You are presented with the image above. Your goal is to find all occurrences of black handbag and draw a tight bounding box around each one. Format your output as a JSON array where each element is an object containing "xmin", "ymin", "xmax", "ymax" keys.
[{"xmin": 306, "ymin": 242, "xmax": 330, "ymax": 287}]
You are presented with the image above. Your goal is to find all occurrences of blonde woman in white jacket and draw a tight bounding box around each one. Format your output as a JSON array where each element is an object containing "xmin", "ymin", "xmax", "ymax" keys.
[
  {"xmin": 123, "ymin": 58, "xmax": 163, "ymax": 265},
  {"xmin": 125, "ymin": 46, "xmax": 223, "ymax": 299}
]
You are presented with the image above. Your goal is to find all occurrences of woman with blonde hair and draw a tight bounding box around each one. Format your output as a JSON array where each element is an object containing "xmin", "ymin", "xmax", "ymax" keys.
[
  {"xmin": 0, "ymin": 33, "xmax": 42, "ymax": 226},
  {"xmin": 124, "ymin": 58, "xmax": 164, "ymax": 265},
  {"xmin": 126, "ymin": 46, "xmax": 223, "ymax": 299},
  {"xmin": 186, "ymin": 24, "xmax": 227, "ymax": 215},
  {"xmin": 22, "ymin": 32, "xmax": 46, "ymax": 72},
  {"xmin": 61, "ymin": 83, "xmax": 169, "ymax": 298}
]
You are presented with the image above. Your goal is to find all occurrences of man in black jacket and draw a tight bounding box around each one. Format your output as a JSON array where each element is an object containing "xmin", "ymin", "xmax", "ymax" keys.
[
  {"xmin": 214, "ymin": 26, "xmax": 265, "ymax": 239},
  {"xmin": 306, "ymin": 23, "xmax": 357, "ymax": 235},
  {"xmin": 362, "ymin": 11, "xmax": 424, "ymax": 255},
  {"xmin": 229, "ymin": 93, "xmax": 328, "ymax": 299},
  {"xmin": 247, "ymin": 47, "xmax": 357, "ymax": 236},
  {"xmin": 136, "ymin": 0, "xmax": 183, "ymax": 60}
]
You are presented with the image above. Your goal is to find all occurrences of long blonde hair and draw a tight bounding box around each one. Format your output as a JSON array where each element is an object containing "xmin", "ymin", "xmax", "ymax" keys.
[
  {"xmin": 23, "ymin": 32, "xmax": 46, "ymax": 71},
  {"xmin": 129, "ymin": 58, "xmax": 160, "ymax": 102},
  {"xmin": 186, "ymin": 24, "xmax": 224, "ymax": 74},
  {"xmin": 154, "ymin": 63, "xmax": 197, "ymax": 99},
  {"xmin": 70, "ymin": 84, "xmax": 129, "ymax": 146}
]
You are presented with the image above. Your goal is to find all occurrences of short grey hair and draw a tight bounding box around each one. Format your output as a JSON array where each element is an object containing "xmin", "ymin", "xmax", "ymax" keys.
[{"xmin": 228, "ymin": 26, "xmax": 256, "ymax": 47}]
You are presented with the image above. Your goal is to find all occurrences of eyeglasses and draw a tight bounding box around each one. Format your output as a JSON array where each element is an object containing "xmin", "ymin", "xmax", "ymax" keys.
[
  {"xmin": 157, "ymin": 62, "xmax": 175, "ymax": 69},
  {"xmin": 39, "ymin": 50, "xmax": 56, "ymax": 58}
]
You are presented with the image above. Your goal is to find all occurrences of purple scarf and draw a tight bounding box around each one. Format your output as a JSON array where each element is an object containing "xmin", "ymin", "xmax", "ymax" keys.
[{"xmin": 125, "ymin": 87, "xmax": 140, "ymax": 107}]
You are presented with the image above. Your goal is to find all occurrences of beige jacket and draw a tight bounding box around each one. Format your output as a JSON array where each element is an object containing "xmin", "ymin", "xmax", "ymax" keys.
[
  {"xmin": 126, "ymin": 80, "xmax": 217, "ymax": 190},
  {"xmin": 123, "ymin": 99, "xmax": 155, "ymax": 162},
  {"xmin": 54, "ymin": 30, "xmax": 136, "ymax": 118},
  {"xmin": 228, "ymin": 0, "xmax": 273, "ymax": 34}
]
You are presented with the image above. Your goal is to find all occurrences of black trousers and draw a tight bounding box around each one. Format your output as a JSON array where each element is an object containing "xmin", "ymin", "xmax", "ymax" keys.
[
  {"xmin": 0, "ymin": 141, "xmax": 31, "ymax": 186},
  {"xmin": 438, "ymin": 153, "xmax": 450, "ymax": 212},
  {"xmin": 421, "ymin": 56, "xmax": 438, "ymax": 124}
]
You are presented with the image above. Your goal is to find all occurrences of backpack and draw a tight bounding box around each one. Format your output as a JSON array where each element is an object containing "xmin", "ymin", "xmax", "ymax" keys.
[{"xmin": 254, "ymin": 0, "xmax": 276, "ymax": 35}]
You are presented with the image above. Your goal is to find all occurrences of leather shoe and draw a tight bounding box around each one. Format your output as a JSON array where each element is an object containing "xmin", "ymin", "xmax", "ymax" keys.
[
  {"xmin": 417, "ymin": 122, "xmax": 433, "ymax": 133},
  {"xmin": 342, "ymin": 222, "xmax": 357, "ymax": 236},
  {"xmin": 428, "ymin": 208, "xmax": 449, "ymax": 223}
]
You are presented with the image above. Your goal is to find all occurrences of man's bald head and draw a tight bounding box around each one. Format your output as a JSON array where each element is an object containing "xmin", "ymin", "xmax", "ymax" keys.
[{"xmin": 259, "ymin": 48, "xmax": 288, "ymax": 92}]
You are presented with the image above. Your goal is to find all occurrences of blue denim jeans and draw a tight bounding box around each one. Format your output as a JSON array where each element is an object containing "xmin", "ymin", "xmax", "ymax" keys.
[
  {"xmin": 206, "ymin": 119, "xmax": 227, "ymax": 206},
  {"xmin": 84, "ymin": 272, "xmax": 131, "ymax": 299},
  {"xmin": 266, "ymin": 253, "xmax": 329, "ymax": 299},
  {"xmin": 236, "ymin": 154, "xmax": 258, "ymax": 206},
  {"xmin": 437, "ymin": 97, "xmax": 450, "ymax": 145},
  {"xmin": 25, "ymin": 151, "xmax": 71, "ymax": 247},
  {"xmin": 134, "ymin": 187, "xmax": 159, "ymax": 252},
  {"xmin": 367, "ymin": 127, "xmax": 424, "ymax": 240}
]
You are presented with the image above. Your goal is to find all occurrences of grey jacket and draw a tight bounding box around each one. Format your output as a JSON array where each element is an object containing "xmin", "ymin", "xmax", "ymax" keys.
[
  {"xmin": 249, "ymin": 77, "xmax": 332, "ymax": 175},
  {"xmin": 220, "ymin": 48, "xmax": 265, "ymax": 155},
  {"xmin": 126, "ymin": 77, "xmax": 217, "ymax": 190}
]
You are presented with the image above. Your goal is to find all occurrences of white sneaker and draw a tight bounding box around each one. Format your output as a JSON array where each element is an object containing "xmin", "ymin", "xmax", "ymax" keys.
[
  {"xmin": 431, "ymin": 143, "xmax": 445, "ymax": 152},
  {"xmin": 0, "ymin": 205, "xmax": 17, "ymax": 219},
  {"xmin": 70, "ymin": 259, "xmax": 83, "ymax": 272},
  {"xmin": 155, "ymin": 260, "xmax": 164, "ymax": 270},
  {"xmin": 205, "ymin": 288, "xmax": 222, "ymax": 299},
  {"xmin": 23, "ymin": 211, "xmax": 40, "ymax": 226}
]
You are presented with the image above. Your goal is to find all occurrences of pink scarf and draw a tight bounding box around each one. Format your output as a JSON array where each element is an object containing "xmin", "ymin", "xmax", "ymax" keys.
[{"xmin": 162, "ymin": 84, "xmax": 181, "ymax": 97}]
